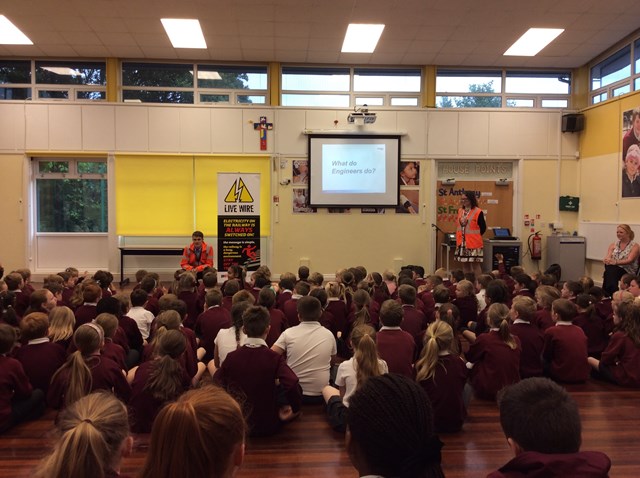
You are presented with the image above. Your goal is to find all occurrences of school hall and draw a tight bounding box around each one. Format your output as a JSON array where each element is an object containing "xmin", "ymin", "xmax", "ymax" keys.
[{"xmin": 1, "ymin": 1, "xmax": 640, "ymax": 477}]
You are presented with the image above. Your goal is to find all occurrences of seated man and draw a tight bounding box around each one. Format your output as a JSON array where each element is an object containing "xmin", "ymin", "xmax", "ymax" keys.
[
  {"xmin": 180, "ymin": 230, "xmax": 214, "ymax": 279},
  {"xmin": 488, "ymin": 377, "xmax": 611, "ymax": 478}
]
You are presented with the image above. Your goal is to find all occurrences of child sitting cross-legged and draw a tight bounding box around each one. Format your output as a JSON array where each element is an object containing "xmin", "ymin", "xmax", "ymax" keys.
[{"xmin": 215, "ymin": 305, "xmax": 302, "ymax": 436}]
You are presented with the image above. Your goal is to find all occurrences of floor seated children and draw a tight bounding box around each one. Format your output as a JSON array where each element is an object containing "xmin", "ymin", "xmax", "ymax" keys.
[
  {"xmin": 509, "ymin": 296, "xmax": 544, "ymax": 378},
  {"xmin": 34, "ymin": 392, "xmax": 132, "ymax": 478},
  {"xmin": 128, "ymin": 289, "xmax": 155, "ymax": 341},
  {"xmin": 194, "ymin": 289, "xmax": 231, "ymax": 363},
  {"xmin": 94, "ymin": 313, "xmax": 127, "ymax": 371},
  {"xmin": 14, "ymin": 312, "xmax": 67, "ymax": 394},
  {"xmin": 466, "ymin": 303, "xmax": 521, "ymax": 400},
  {"xmin": 488, "ymin": 377, "xmax": 611, "ymax": 478},
  {"xmin": 176, "ymin": 273, "xmax": 200, "ymax": 330},
  {"xmin": 73, "ymin": 283, "xmax": 101, "ymax": 328},
  {"xmin": 346, "ymin": 289, "xmax": 372, "ymax": 334},
  {"xmin": 321, "ymin": 324, "xmax": 388, "ymax": 433},
  {"xmin": 0, "ymin": 324, "xmax": 45, "ymax": 434},
  {"xmin": 398, "ymin": 284, "xmax": 427, "ymax": 343},
  {"xmin": 574, "ymin": 294, "xmax": 608, "ymax": 358},
  {"xmin": 542, "ymin": 299, "xmax": 590, "ymax": 383},
  {"xmin": 561, "ymin": 280, "xmax": 583, "ymax": 302},
  {"xmin": 282, "ymin": 281, "xmax": 310, "ymax": 327},
  {"xmin": 48, "ymin": 323, "xmax": 131, "ymax": 409},
  {"xmin": 588, "ymin": 301, "xmax": 640, "ymax": 387},
  {"xmin": 324, "ymin": 281, "xmax": 348, "ymax": 340},
  {"xmin": 47, "ymin": 306, "xmax": 76, "ymax": 350},
  {"xmin": 415, "ymin": 320, "xmax": 469, "ymax": 433},
  {"xmin": 221, "ymin": 279, "xmax": 240, "ymax": 311},
  {"xmin": 258, "ymin": 287, "xmax": 287, "ymax": 348},
  {"xmin": 533, "ymin": 285, "xmax": 560, "ymax": 331},
  {"xmin": 375, "ymin": 299, "xmax": 416, "ymax": 379},
  {"xmin": 129, "ymin": 329, "xmax": 192, "ymax": 433},
  {"xmin": 212, "ymin": 302, "xmax": 250, "ymax": 374},
  {"xmin": 215, "ymin": 305, "xmax": 301, "ymax": 436},
  {"xmin": 272, "ymin": 296, "xmax": 336, "ymax": 403},
  {"xmin": 453, "ymin": 279, "xmax": 479, "ymax": 328}
]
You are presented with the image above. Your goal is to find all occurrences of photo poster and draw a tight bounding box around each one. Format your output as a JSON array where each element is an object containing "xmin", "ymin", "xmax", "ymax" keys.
[
  {"xmin": 396, "ymin": 187, "xmax": 419, "ymax": 214},
  {"xmin": 217, "ymin": 173, "xmax": 261, "ymax": 271},
  {"xmin": 621, "ymin": 107, "xmax": 640, "ymax": 198}
]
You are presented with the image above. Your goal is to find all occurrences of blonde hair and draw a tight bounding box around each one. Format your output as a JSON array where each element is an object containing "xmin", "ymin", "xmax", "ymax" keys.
[
  {"xmin": 350, "ymin": 325, "xmax": 383, "ymax": 389},
  {"xmin": 535, "ymin": 285, "xmax": 561, "ymax": 310},
  {"xmin": 34, "ymin": 392, "xmax": 129, "ymax": 478},
  {"xmin": 618, "ymin": 224, "xmax": 635, "ymax": 241},
  {"xmin": 487, "ymin": 303, "xmax": 518, "ymax": 350},
  {"xmin": 511, "ymin": 296, "xmax": 537, "ymax": 322},
  {"xmin": 415, "ymin": 321, "xmax": 454, "ymax": 382},
  {"xmin": 324, "ymin": 281, "xmax": 346, "ymax": 301},
  {"xmin": 48, "ymin": 306, "xmax": 76, "ymax": 343},
  {"xmin": 456, "ymin": 279, "xmax": 475, "ymax": 297}
]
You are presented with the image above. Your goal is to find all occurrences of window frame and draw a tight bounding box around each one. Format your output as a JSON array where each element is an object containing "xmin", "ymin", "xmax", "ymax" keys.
[{"xmin": 589, "ymin": 40, "xmax": 640, "ymax": 105}]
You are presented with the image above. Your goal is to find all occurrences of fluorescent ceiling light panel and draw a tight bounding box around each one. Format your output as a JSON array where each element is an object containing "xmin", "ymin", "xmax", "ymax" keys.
[
  {"xmin": 161, "ymin": 18, "xmax": 207, "ymax": 49},
  {"xmin": 342, "ymin": 24, "xmax": 385, "ymax": 53},
  {"xmin": 504, "ymin": 28, "xmax": 564, "ymax": 56},
  {"xmin": 41, "ymin": 66, "xmax": 85, "ymax": 77},
  {"xmin": 193, "ymin": 70, "xmax": 221, "ymax": 80},
  {"xmin": 0, "ymin": 15, "xmax": 33, "ymax": 45}
]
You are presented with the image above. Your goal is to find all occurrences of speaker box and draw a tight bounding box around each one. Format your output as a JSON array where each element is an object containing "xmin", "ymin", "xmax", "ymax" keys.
[{"xmin": 562, "ymin": 114, "xmax": 584, "ymax": 133}]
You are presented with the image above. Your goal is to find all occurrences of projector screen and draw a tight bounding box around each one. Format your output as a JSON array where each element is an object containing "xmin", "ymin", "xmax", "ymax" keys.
[{"xmin": 308, "ymin": 134, "xmax": 401, "ymax": 207}]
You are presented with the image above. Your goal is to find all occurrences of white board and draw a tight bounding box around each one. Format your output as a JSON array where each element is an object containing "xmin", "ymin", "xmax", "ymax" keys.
[{"xmin": 578, "ymin": 221, "xmax": 640, "ymax": 260}]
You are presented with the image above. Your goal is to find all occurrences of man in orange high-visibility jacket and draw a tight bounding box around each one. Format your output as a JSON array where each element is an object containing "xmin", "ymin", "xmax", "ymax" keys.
[{"xmin": 181, "ymin": 231, "xmax": 214, "ymax": 278}]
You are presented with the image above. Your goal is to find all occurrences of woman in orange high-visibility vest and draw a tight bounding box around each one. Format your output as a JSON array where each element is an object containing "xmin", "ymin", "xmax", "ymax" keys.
[{"xmin": 455, "ymin": 191, "xmax": 486, "ymax": 277}]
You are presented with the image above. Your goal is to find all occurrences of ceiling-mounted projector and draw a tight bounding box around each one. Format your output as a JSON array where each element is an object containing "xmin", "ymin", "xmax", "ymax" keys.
[{"xmin": 347, "ymin": 106, "xmax": 376, "ymax": 125}]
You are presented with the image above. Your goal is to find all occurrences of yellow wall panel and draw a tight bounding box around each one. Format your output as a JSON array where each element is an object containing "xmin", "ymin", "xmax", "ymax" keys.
[
  {"xmin": 580, "ymin": 101, "xmax": 620, "ymax": 158},
  {"xmin": 115, "ymin": 155, "xmax": 194, "ymax": 235}
]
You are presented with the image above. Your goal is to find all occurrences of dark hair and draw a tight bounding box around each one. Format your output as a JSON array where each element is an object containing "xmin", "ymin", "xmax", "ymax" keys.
[
  {"xmin": 230, "ymin": 302, "xmax": 251, "ymax": 345},
  {"xmin": 93, "ymin": 270, "xmax": 113, "ymax": 289},
  {"xmin": 544, "ymin": 263, "xmax": 562, "ymax": 282},
  {"xmin": 253, "ymin": 275, "xmax": 270, "ymax": 289},
  {"xmin": 192, "ymin": 230, "xmax": 204, "ymax": 239},
  {"xmin": 0, "ymin": 323, "xmax": 18, "ymax": 354},
  {"xmin": 398, "ymin": 284, "xmax": 416, "ymax": 305},
  {"xmin": 297, "ymin": 296, "xmax": 322, "ymax": 322},
  {"xmin": 347, "ymin": 374, "xmax": 444, "ymax": 478},
  {"xmin": 498, "ymin": 377, "xmax": 581, "ymax": 454},
  {"xmin": 485, "ymin": 279, "xmax": 509, "ymax": 305},
  {"xmin": 82, "ymin": 284, "xmax": 102, "ymax": 303},
  {"xmin": 130, "ymin": 289, "xmax": 148, "ymax": 308},
  {"xmin": 564, "ymin": 280, "xmax": 584, "ymax": 297},
  {"xmin": 202, "ymin": 272, "xmax": 218, "ymax": 288},
  {"xmin": 293, "ymin": 281, "xmax": 310, "ymax": 296},
  {"xmin": 205, "ymin": 289, "xmax": 223, "ymax": 307},
  {"xmin": 140, "ymin": 276, "xmax": 157, "ymax": 294},
  {"xmin": 514, "ymin": 273, "xmax": 535, "ymax": 292},
  {"xmin": 309, "ymin": 288, "xmax": 328, "ymax": 308},
  {"xmin": 242, "ymin": 305, "xmax": 271, "ymax": 338},
  {"xmin": 96, "ymin": 297, "xmax": 121, "ymax": 316},
  {"xmin": 223, "ymin": 279, "xmax": 241, "ymax": 297},
  {"xmin": 432, "ymin": 285, "xmax": 450, "ymax": 304},
  {"xmin": 451, "ymin": 269, "xmax": 465, "ymax": 282},
  {"xmin": 278, "ymin": 277, "xmax": 295, "ymax": 291},
  {"xmin": 463, "ymin": 190, "xmax": 478, "ymax": 208},
  {"xmin": 258, "ymin": 286, "xmax": 276, "ymax": 309},
  {"xmin": 380, "ymin": 299, "xmax": 403, "ymax": 327},
  {"xmin": 298, "ymin": 266, "xmax": 310, "ymax": 280}
]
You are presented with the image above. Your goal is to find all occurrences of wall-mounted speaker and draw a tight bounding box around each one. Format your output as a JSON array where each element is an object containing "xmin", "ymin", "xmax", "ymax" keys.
[{"xmin": 562, "ymin": 113, "xmax": 585, "ymax": 133}]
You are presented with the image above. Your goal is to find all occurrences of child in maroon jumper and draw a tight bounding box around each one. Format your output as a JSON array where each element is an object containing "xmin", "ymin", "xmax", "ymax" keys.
[
  {"xmin": 14, "ymin": 312, "xmax": 67, "ymax": 394},
  {"xmin": 542, "ymin": 299, "xmax": 590, "ymax": 383},
  {"xmin": 129, "ymin": 329, "xmax": 191, "ymax": 433},
  {"xmin": 376, "ymin": 299, "xmax": 416, "ymax": 379},
  {"xmin": 588, "ymin": 301, "xmax": 640, "ymax": 387},
  {"xmin": 533, "ymin": 285, "xmax": 560, "ymax": 331},
  {"xmin": 466, "ymin": 303, "xmax": 521, "ymax": 400},
  {"xmin": 574, "ymin": 294, "xmax": 608, "ymax": 359},
  {"xmin": 488, "ymin": 377, "xmax": 611, "ymax": 478},
  {"xmin": 453, "ymin": 279, "xmax": 479, "ymax": 329},
  {"xmin": 194, "ymin": 289, "xmax": 231, "ymax": 363},
  {"xmin": 509, "ymin": 296, "xmax": 544, "ymax": 378},
  {"xmin": 416, "ymin": 320, "xmax": 468, "ymax": 433},
  {"xmin": 215, "ymin": 305, "xmax": 301, "ymax": 436},
  {"xmin": 0, "ymin": 324, "xmax": 45, "ymax": 433},
  {"xmin": 398, "ymin": 284, "xmax": 427, "ymax": 342},
  {"xmin": 94, "ymin": 313, "xmax": 127, "ymax": 371}
]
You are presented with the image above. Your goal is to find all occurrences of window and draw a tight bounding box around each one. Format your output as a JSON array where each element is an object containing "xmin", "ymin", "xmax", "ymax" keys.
[
  {"xmin": 437, "ymin": 68, "xmax": 570, "ymax": 108},
  {"xmin": 0, "ymin": 60, "xmax": 106, "ymax": 101},
  {"xmin": 281, "ymin": 66, "xmax": 421, "ymax": 108},
  {"xmin": 34, "ymin": 158, "xmax": 107, "ymax": 233},
  {"xmin": 122, "ymin": 62, "xmax": 268, "ymax": 105},
  {"xmin": 590, "ymin": 45, "xmax": 632, "ymax": 104}
]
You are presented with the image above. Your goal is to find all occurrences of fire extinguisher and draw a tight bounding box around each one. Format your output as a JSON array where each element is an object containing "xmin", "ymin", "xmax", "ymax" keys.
[{"xmin": 529, "ymin": 232, "xmax": 542, "ymax": 260}]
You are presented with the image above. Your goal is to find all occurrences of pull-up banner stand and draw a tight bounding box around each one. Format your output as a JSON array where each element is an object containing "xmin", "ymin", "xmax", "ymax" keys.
[{"xmin": 217, "ymin": 173, "xmax": 261, "ymax": 272}]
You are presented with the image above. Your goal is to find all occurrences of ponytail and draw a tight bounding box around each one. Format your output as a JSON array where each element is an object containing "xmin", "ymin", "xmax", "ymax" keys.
[
  {"xmin": 498, "ymin": 319, "xmax": 518, "ymax": 350},
  {"xmin": 352, "ymin": 325, "xmax": 382, "ymax": 389},
  {"xmin": 488, "ymin": 303, "xmax": 517, "ymax": 350},
  {"xmin": 416, "ymin": 321, "xmax": 454, "ymax": 382},
  {"xmin": 34, "ymin": 392, "xmax": 130, "ymax": 478},
  {"xmin": 145, "ymin": 329, "xmax": 187, "ymax": 402}
]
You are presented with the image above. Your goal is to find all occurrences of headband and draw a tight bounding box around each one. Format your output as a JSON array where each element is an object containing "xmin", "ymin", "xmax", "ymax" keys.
[{"xmin": 85, "ymin": 322, "xmax": 105, "ymax": 343}]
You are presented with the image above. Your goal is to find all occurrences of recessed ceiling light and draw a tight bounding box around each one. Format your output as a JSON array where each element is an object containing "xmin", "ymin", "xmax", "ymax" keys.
[
  {"xmin": 161, "ymin": 19, "xmax": 207, "ymax": 49},
  {"xmin": 342, "ymin": 24, "xmax": 385, "ymax": 53},
  {"xmin": 41, "ymin": 66, "xmax": 85, "ymax": 77},
  {"xmin": 193, "ymin": 70, "xmax": 222, "ymax": 80},
  {"xmin": 0, "ymin": 15, "xmax": 33, "ymax": 45},
  {"xmin": 504, "ymin": 28, "xmax": 564, "ymax": 56}
]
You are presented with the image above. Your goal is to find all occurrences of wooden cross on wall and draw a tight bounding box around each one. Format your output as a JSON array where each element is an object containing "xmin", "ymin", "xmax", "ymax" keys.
[{"xmin": 253, "ymin": 116, "xmax": 273, "ymax": 151}]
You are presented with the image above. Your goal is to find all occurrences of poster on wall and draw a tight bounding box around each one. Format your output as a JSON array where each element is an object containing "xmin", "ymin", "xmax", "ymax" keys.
[
  {"xmin": 621, "ymin": 107, "xmax": 640, "ymax": 197},
  {"xmin": 217, "ymin": 173, "xmax": 261, "ymax": 271},
  {"xmin": 399, "ymin": 160, "xmax": 420, "ymax": 185},
  {"xmin": 397, "ymin": 188, "xmax": 419, "ymax": 214}
]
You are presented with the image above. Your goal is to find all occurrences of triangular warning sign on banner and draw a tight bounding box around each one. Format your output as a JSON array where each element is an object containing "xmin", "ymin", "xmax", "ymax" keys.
[{"xmin": 225, "ymin": 178, "xmax": 254, "ymax": 203}]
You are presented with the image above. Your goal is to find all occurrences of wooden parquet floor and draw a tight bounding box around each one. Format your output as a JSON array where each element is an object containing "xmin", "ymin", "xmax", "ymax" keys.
[{"xmin": 1, "ymin": 379, "xmax": 638, "ymax": 478}]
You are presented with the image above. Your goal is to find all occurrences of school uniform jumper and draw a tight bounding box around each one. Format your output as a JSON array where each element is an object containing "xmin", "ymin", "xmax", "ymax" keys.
[
  {"xmin": 509, "ymin": 320, "xmax": 544, "ymax": 378},
  {"xmin": 542, "ymin": 322, "xmax": 590, "ymax": 383},
  {"xmin": 599, "ymin": 331, "xmax": 640, "ymax": 387},
  {"xmin": 376, "ymin": 326, "xmax": 416, "ymax": 379}
]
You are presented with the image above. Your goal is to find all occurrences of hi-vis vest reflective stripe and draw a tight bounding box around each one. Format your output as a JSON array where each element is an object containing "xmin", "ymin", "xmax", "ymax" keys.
[{"xmin": 456, "ymin": 207, "xmax": 483, "ymax": 248}]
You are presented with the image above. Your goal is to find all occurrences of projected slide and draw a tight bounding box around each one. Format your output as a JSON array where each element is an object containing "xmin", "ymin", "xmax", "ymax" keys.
[{"xmin": 321, "ymin": 144, "xmax": 386, "ymax": 193}]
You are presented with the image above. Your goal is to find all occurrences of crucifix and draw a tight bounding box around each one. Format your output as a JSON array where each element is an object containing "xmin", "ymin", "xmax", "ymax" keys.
[{"xmin": 253, "ymin": 116, "xmax": 273, "ymax": 151}]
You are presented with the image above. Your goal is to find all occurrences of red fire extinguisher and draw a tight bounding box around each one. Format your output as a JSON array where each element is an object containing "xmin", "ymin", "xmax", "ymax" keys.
[{"xmin": 529, "ymin": 232, "xmax": 542, "ymax": 260}]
